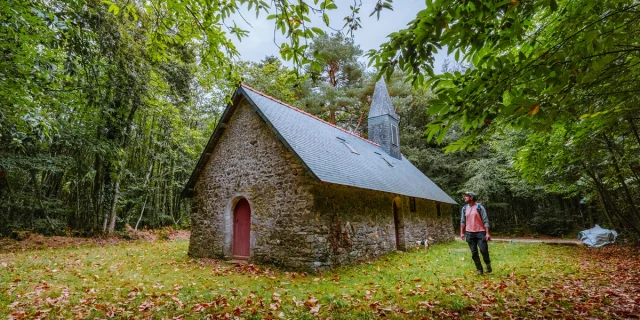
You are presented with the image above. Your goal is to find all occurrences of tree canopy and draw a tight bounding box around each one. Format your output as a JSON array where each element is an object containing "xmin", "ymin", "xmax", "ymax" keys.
[{"xmin": 369, "ymin": 0, "xmax": 639, "ymax": 148}]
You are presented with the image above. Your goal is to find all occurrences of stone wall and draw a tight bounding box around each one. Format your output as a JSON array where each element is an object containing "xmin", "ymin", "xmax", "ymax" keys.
[
  {"xmin": 404, "ymin": 198, "xmax": 455, "ymax": 245},
  {"xmin": 368, "ymin": 115, "xmax": 401, "ymax": 159},
  {"xmin": 310, "ymin": 184, "xmax": 454, "ymax": 270},
  {"xmin": 189, "ymin": 98, "xmax": 318, "ymax": 270}
]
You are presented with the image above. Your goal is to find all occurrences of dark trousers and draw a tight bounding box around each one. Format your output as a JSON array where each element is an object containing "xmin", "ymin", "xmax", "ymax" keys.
[{"xmin": 466, "ymin": 231, "xmax": 491, "ymax": 271}]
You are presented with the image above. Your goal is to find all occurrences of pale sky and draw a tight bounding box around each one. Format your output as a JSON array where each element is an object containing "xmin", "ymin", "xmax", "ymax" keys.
[{"xmin": 229, "ymin": 0, "xmax": 449, "ymax": 73}]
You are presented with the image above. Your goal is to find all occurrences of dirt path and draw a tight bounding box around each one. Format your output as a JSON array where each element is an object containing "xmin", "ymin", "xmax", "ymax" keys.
[
  {"xmin": 492, "ymin": 237, "xmax": 583, "ymax": 245},
  {"xmin": 454, "ymin": 237, "xmax": 583, "ymax": 245}
]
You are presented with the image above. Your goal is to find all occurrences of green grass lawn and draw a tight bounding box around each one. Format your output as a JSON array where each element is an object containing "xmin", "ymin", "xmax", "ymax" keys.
[{"xmin": 1, "ymin": 239, "xmax": 636, "ymax": 319}]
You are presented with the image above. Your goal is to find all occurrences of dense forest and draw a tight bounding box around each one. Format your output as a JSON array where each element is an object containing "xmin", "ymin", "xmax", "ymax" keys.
[{"xmin": 1, "ymin": 0, "xmax": 638, "ymax": 241}]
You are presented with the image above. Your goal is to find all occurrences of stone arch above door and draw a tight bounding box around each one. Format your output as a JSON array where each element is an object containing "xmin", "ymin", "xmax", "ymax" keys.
[{"xmin": 223, "ymin": 194, "xmax": 253, "ymax": 258}]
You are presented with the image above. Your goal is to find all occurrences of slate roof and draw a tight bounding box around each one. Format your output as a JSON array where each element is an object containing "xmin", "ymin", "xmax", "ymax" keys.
[
  {"xmin": 369, "ymin": 79, "xmax": 399, "ymax": 120},
  {"xmin": 183, "ymin": 84, "xmax": 456, "ymax": 204}
]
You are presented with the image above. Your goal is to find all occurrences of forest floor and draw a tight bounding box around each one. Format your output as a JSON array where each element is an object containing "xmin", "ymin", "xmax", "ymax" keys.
[
  {"xmin": 0, "ymin": 228, "xmax": 190, "ymax": 253},
  {"xmin": 1, "ymin": 235, "xmax": 639, "ymax": 319}
]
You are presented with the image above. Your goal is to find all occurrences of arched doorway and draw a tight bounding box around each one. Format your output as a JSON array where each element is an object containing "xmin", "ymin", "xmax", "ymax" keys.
[
  {"xmin": 233, "ymin": 198, "xmax": 251, "ymax": 259},
  {"xmin": 393, "ymin": 201, "xmax": 400, "ymax": 250}
]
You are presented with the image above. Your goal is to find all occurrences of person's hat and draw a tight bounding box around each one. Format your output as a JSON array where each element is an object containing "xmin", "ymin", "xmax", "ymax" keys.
[{"xmin": 463, "ymin": 191, "xmax": 477, "ymax": 201}]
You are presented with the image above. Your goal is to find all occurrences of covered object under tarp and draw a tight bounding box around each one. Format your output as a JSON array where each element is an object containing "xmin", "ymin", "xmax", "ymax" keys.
[{"xmin": 578, "ymin": 225, "xmax": 618, "ymax": 247}]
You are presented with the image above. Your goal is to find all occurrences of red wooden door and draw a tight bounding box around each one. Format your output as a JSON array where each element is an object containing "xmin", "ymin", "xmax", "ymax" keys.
[
  {"xmin": 393, "ymin": 202, "xmax": 400, "ymax": 249},
  {"xmin": 233, "ymin": 199, "xmax": 251, "ymax": 258}
]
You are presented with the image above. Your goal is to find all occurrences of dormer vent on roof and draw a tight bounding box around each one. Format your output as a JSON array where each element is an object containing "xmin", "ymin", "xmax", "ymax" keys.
[{"xmin": 337, "ymin": 137, "xmax": 359, "ymax": 155}]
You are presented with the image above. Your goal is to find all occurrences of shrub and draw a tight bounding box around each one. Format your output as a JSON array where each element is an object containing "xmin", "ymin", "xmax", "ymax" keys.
[{"xmin": 11, "ymin": 230, "xmax": 32, "ymax": 241}]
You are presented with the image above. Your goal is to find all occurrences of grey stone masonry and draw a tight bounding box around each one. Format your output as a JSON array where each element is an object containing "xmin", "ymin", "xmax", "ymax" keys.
[
  {"xmin": 188, "ymin": 99, "xmax": 318, "ymax": 270},
  {"xmin": 404, "ymin": 198, "xmax": 454, "ymax": 245},
  {"xmin": 368, "ymin": 115, "xmax": 401, "ymax": 159},
  {"xmin": 309, "ymin": 183, "xmax": 453, "ymax": 270},
  {"xmin": 368, "ymin": 79, "xmax": 401, "ymax": 159}
]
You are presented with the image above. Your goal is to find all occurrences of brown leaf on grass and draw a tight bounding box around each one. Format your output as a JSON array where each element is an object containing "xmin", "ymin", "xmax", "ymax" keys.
[
  {"xmin": 304, "ymin": 296, "xmax": 318, "ymax": 307},
  {"xmin": 191, "ymin": 302, "xmax": 210, "ymax": 313},
  {"xmin": 171, "ymin": 296, "xmax": 185, "ymax": 308},
  {"xmin": 33, "ymin": 309, "xmax": 51, "ymax": 318},
  {"xmin": 10, "ymin": 310, "xmax": 27, "ymax": 319},
  {"xmin": 44, "ymin": 297, "xmax": 58, "ymax": 306},
  {"xmin": 291, "ymin": 296, "xmax": 303, "ymax": 307},
  {"xmin": 309, "ymin": 304, "xmax": 321, "ymax": 313},
  {"xmin": 95, "ymin": 303, "xmax": 116, "ymax": 318},
  {"xmin": 33, "ymin": 281, "xmax": 50, "ymax": 296},
  {"xmin": 138, "ymin": 301, "xmax": 154, "ymax": 312}
]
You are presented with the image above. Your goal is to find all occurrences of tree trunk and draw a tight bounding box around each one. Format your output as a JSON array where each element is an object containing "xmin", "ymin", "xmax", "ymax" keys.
[
  {"xmin": 585, "ymin": 202, "xmax": 595, "ymax": 227},
  {"xmin": 602, "ymin": 134, "xmax": 637, "ymax": 214},
  {"xmin": 93, "ymin": 154, "xmax": 103, "ymax": 232},
  {"xmin": 135, "ymin": 194, "xmax": 148, "ymax": 231},
  {"xmin": 353, "ymin": 112, "xmax": 365, "ymax": 133},
  {"xmin": 628, "ymin": 116, "xmax": 640, "ymax": 148},
  {"xmin": 583, "ymin": 164, "xmax": 616, "ymax": 227},
  {"xmin": 169, "ymin": 155, "xmax": 176, "ymax": 226},
  {"xmin": 107, "ymin": 178, "xmax": 120, "ymax": 234},
  {"xmin": 328, "ymin": 64, "xmax": 338, "ymax": 87},
  {"xmin": 135, "ymin": 162, "xmax": 154, "ymax": 231}
]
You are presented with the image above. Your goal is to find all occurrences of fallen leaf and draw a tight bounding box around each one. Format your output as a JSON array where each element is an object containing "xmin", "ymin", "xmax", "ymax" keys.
[
  {"xmin": 528, "ymin": 104, "xmax": 540, "ymax": 116},
  {"xmin": 309, "ymin": 305, "xmax": 320, "ymax": 313}
]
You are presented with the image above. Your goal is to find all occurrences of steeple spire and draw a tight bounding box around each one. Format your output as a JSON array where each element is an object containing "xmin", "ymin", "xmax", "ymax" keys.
[
  {"xmin": 369, "ymin": 78, "xmax": 399, "ymax": 120},
  {"xmin": 367, "ymin": 78, "xmax": 401, "ymax": 160}
]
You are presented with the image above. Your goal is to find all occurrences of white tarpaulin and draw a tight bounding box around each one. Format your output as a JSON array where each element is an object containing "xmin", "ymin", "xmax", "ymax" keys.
[{"xmin": 578, "ymin": 224, "xmax": 618, "ymax": 247}]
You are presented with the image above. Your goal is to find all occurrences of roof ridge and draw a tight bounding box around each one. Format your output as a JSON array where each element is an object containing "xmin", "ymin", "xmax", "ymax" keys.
[{"xmin": 240, "ymin": 84, "xmax": 380, "ymax": 147}]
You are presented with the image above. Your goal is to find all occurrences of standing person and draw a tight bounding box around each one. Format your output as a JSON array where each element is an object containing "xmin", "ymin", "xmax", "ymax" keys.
[{"xmin": 460, "ymin": 191, "xmax": 492, "ymax": 275}]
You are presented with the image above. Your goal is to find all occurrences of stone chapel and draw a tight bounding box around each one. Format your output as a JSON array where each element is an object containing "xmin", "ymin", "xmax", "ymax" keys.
[{"xmin": 183, "ymin": 79, "xmax": 456, "ymax": 271}]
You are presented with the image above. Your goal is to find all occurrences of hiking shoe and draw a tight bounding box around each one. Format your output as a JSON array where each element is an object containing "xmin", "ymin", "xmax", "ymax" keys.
[
  {"xmin": 476, "ymin": 269, "xmax": 484, "ymax": 276},
  {"xmin": 486, "ymin": 264, "xmax": 492, "ymax": 273}
]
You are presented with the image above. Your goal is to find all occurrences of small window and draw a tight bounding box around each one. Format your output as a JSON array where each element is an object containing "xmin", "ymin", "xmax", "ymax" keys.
[
  {"xmin": 410, "ymin": 197, "xmax": 416, "ymax": 212},
  {"xmin": 436, "ymin": 202, "xmax": 441, "ymax": 218},
  {"xmin": 391, "ymin": 124, "xmax": 399, "ymax": 146},
  {"xmin": 336, "ymin": 137, "xmax": 359, "ymax": 154}
]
